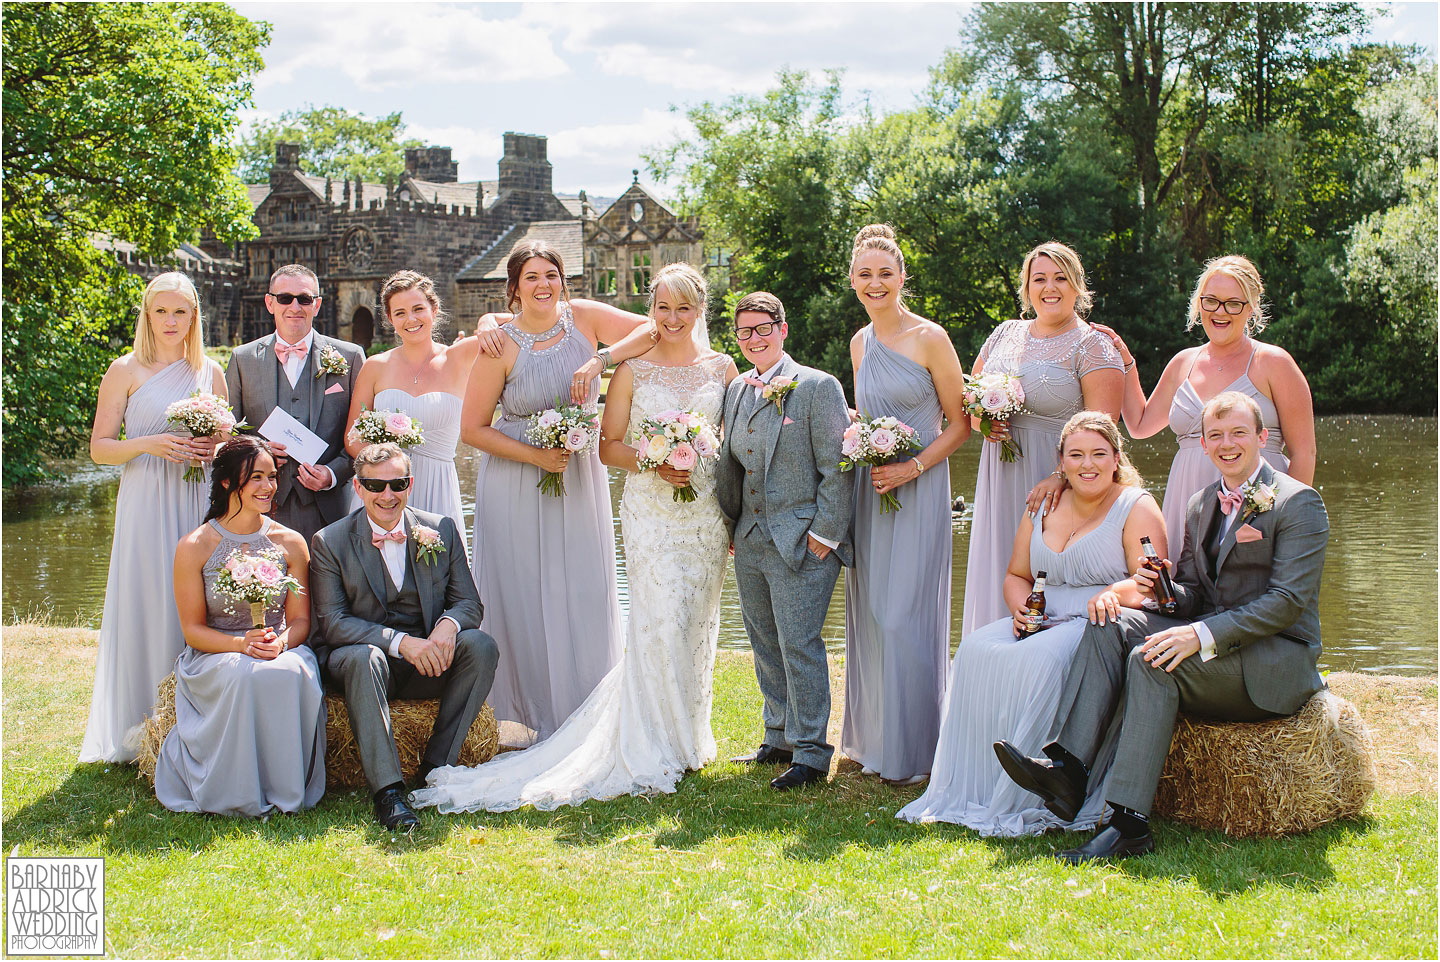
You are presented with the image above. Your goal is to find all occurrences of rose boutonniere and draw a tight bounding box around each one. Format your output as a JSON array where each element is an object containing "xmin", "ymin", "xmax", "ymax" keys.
[
  {"xmin": 762, "ymin": 376, "xmax": 796, "ymax": 415},
  {"xmin": 1240, "ymin": 479, "xmax": 1276, "ymax": 519},
  {"xmin": 315, "ymin": 344, "xmax": 349, "ymax": 379},
  {"xmin": 412, "ymin": 524, "xmax": 446, "ymax": 565}
]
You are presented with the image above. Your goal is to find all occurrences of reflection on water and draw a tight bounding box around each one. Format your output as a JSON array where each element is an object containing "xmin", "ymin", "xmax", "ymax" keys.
[{"xmin": 4, "ymin": 416, "xmax": 1435, "ymax": 675}]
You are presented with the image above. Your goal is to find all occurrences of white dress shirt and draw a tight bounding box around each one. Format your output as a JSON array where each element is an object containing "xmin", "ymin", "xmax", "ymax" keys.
[
  {"xmin": 747, "ymin": 359, "xmax": 838, "ymax": 553},
  {"xmin": 1193, "ymin": 463, "xmax": 1264, "ymax": 661},
  {"xmin": 367, "ymin": 516, "xmax": 460, "ymax": 658},
  {"xmin": 276, "ymin": 329, "xmax": 336, "ymax": 489}
]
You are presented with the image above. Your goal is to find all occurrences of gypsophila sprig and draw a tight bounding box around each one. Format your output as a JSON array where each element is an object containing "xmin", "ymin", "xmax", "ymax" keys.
[
  {"xmin": 213, "ymin": 547, "xmax": 303, "ymax": 628},
  {"xmin": 314, "ymin": 345, "xmax": 349, "ymax": 378},
  {"xmin": 525, "ymin": 399, "xmax": 599, "ymax": 497},
  {"xmin": 839, "ymin": 415, "xmax": 922, "ymax": 513},
  {"xmin": 352, "ymin": 408, "xmax": 424, "ymax": 448},
  {"xmin": 962, "ymin": 371, "xmax": 1026, "ymax": 462},
  {"xmin": 633, "ymin": 409, "xmax": 721, "ymax": 502},
  {"xmin": 164, "ymin": 391, "xmax": 244, "ymax": 483},
  {"xmin": 412, "ymin": 524, "xmax": 446, "ymax": 566}
]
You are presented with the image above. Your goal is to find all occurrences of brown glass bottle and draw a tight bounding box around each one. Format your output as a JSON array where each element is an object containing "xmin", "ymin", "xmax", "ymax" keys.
[
  {"xmin": 1140, "ymin": 536, "xmax": 1178, "ymax": 615},
  {"xmin": 1020, "ymin": 571, "xmax": 1047, "ymax": 635}
]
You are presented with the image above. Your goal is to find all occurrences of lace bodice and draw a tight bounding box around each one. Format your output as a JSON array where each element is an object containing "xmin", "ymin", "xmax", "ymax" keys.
[
  {"xmin": 979, "ymin": 319, "xmax": 1122, "ymax": 429},
  {"xmin": 621, "ymin": 354, "xmax": 730, "ymax": 506}
]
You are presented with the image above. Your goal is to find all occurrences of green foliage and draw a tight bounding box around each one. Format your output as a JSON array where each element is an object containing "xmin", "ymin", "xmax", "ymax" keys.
[
  {"xmin": 236, "ymin": 105, "xmax": 424, "ymax": 183},
  {"xmin": 2, "ymin": 2, "xmax": 268, "ymax": 485}
]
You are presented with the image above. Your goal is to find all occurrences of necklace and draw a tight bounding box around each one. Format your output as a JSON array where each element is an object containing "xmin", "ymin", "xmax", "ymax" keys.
[
  {"xmin": 1060, "ymin": 490, "xmax": 1115, "ymax": 548},
  {"xmin": 1205, "ymin": 339, "xmax": 1251, "ymax": 373},
  {"xmin": 1028, "ymin": 317, "xmax": 1078, "ymax": 340}
]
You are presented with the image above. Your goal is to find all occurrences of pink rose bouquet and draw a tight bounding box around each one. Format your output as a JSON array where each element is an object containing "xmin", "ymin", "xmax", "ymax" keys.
[
  {"xmin": 633, "ymin": 409, "xmax": 721, "ymax": 502},
  {"xmin": 962, "ymin": 371, "xmax": 1026, "ymax": 462},
  {"xmin": 164, "ymin": 391, "xmax": 243, "ymax": 483},
  {"xmin": 213, "ymin": 546, "xmax": 303, "ymax": 628},
  {"xmin": 526, "ymin": 400, "xmax": 599, "ymax": 496},
  {"xmin": 839, "ymin": 414, "xmax": 922, "ymax": 513},
  {"xmin": 352, "ymin": 407, "xmax": 424, "ymax": 448}
]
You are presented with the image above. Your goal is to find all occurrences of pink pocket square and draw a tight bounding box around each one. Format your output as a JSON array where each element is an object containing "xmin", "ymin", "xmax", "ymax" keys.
[
  {"xmin": 324, "ymin": 383, "xmax": 345, "ymax": 395},
  {"xmin": 783, "ymin": 416, "xmax": 795, "ymax": 425},
  {"xmin": 1235, "ymin": 523, "xmax": 1263, "ymax": 543}
]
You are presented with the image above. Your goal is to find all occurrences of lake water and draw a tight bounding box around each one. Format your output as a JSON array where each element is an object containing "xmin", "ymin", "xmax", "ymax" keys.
[{"xmin": 3, "ymin": 415, "xmax": 1434, "ymax": 675}]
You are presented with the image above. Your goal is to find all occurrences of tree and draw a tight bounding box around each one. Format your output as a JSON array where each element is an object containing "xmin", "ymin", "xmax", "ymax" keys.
[
  {"xmin": 2, "ymin": 2, "xmax": 268, "ymax": 485},
  {"xmin": 236, "ymin": 106, "xmax": 423, "ymax": 183}
]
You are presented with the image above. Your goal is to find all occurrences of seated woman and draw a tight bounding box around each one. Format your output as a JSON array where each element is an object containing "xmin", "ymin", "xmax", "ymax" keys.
[
  {"xmin": 155, "ymin": 436, "xmax": 326, "ymax": 816},
  {"xmin": 898, "ymin": 411, "xmax": 1167, "ymax": 835}
]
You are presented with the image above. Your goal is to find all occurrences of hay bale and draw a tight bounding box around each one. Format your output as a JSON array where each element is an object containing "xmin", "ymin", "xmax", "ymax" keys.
[
  {"xmin": 137, "ymin": 672, "xmax": 498, "ymax": 790},
  {"xmin": 1154, "ymin": 689, "xmax": 1378, "ymax": 837}
]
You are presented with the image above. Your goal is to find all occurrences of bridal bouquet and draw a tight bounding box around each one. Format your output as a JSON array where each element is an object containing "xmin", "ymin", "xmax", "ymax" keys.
[
  {"xmin": 633, "ymin": 409, "xmax": 720, "ymax": 502},
  {"xmin": 839, "ymin": 415, "xmax": 922, "ymax": 513},
  {"xmin": 526, "ymin": 401, "xmax": 599, "ymax": 497},
  {"xmin": 213, "ymin": 547, "xmax": 303, "ymax": 629},
  {"xmin": 352, "ymin": 407, "xmax": 424, "ymax": 448},
  {"xmin": 962, "ymin": 371, "xmax": 1026, "ymax": 462},
  {"xmin": 164, "ymin": 391, "xmax": 243, "ymax": 483}
]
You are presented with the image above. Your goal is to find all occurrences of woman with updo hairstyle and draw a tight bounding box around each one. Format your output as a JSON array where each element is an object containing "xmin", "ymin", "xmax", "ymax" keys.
[
  {"xmin": 1090, "ymin": 254, "xmax": 1314, "ymax": 551},
  {"xmin": 345, "ymin": 269, "xmax": 475, "ymax": 550},
  {"xmin": 900, "ymin": 411, "xmax": 1166, "ymax": 834},
  {"xmin": 156, "ymin": 435, "xmax": 325, "ymax": 815},
  {"xmin": 960, "ymin": 242, "xmax": 1124, "ymax": 637},
  {"xmin": 841, "ymin": 224, "xmax": 971, "ymax": 784},
  {"xmin": 79, "ymin": 271, "xmax": 228, "ymax": 763}
]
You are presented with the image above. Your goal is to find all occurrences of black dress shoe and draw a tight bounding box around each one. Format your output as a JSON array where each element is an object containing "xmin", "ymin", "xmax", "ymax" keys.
[
  {"xmin": 412, "ymin": 762, "xmax": 437, "ymax": 790},
  {"xmin": 770, "ymin": 763, "xmax": 827, "ymax": 790},
  {"xmin": 373, "ymin": 787, "xmax": 420, "ymax": 831},
  {"xmin": 1057, "ymin": 825, "xmax": 1154, "ymax": 864},
  {"xmin": 992, "ymin": 740, "xmax": 1087, "ymax": 822},
  {"xmin": 731, "ymin": 744, "xmax": 794, "ymax": 766}
]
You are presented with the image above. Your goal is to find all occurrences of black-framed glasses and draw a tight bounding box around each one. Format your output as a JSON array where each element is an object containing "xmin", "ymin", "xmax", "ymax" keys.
[
  {"xmin": 1199, "ymin": 295, "xmax": 1248, "ymax": 315},
  {"xmin": 734, "ymin": 321, "xmax": 780, "ymax": 340},
  {"xmin": 268, "ymin": 292, "xmax": 318, "ymax": 306},
  {"xmin": 356, "ymin": 476, "xmax": 412, "ymax": 493}
]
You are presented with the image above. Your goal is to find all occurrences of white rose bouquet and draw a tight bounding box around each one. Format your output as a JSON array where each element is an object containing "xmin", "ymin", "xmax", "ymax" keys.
[
  {"xmin": 839, "ymin": 414, "xmax": 922, "ymax": 513},
  {"xmin": 633, "ymin": 409, "xmax": 721, "ymax": 503},
  {"xmin": 352, "ymin": 407, "xmax": 424, "ymax": 448},
  {"xmin": 526, "ymin": 401, "xmax": 599, "ymax": 497},
  {"xmin": 962, "ymin": 371, "xmax": 1026, "ymax": 462}
]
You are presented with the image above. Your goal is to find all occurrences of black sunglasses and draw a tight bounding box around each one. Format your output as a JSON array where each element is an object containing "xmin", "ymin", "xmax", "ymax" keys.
[
  {"xmin": 268, "ymin": 292, "xmax": 318, "ymax": 306},
  {"xmin": 356, "ymin": 476, "xmax": 412, "ymax": 493}
]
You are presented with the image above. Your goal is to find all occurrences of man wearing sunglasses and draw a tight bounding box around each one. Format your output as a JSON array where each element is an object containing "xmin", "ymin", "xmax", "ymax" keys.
[
  {"xmin": 225, "ymin": 264, "xmax": 366, "ymax": 543},
  {"xmin": 309, "ymin": 443, "xmax": 499, "ymax": 830}
]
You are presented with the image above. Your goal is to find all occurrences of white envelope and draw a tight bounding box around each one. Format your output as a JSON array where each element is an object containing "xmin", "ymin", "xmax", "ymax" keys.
[{"xmin": 258, "ymin": 407, "xmax": 329, "ymax": 466}]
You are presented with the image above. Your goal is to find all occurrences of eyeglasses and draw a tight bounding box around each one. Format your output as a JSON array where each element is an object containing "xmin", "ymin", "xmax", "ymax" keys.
[
  {"xmin": 734, "ymin": 321, "xmax": 781, "ymax": 340},
  {"xmin": 356, "ymin": 476, "xmax": 412, "ymax": 493},
  {"xmin": 1199, "ymin": 296, "xmax": 1248, "ymax": 316},
  {"xmin": 268, "ymin": 292, "xmax": 318, "ymax": 306}
]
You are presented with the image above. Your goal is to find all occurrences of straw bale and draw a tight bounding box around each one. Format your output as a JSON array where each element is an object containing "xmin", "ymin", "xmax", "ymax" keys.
[
  {"xmin": 1154, "ymin": 689, "xmax": 1377, "ymax": 837},
  {"xmin": 137, "ymin": 672, "xmax": 498, "ymax": 789}
]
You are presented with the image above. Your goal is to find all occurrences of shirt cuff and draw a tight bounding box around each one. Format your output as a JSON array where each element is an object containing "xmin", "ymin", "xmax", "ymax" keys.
[
  {"xmin": 388, "ymin": 633, "xmax": 407, "ymax": 659},
  {"xmin": 807, "ymin": 530, "xmax": 839, "ymax": 551},
  {"xmin": 1194, "ymin": 621, "xmax": 1217, "ymax": 662},
  {"xmin": 321, "ymin": 465, "xmax": 337, "ymax": 490},
  {"xmin": 436, "ymin": 616, "xmax": 461, "ymax": 635}
]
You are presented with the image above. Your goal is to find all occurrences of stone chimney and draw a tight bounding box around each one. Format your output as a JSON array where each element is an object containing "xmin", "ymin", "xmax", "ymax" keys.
[
  {"xmin": 270, "ymin": 142, "xmax": 302, "ymax": 188},
  {"xmin": 497, "ymin": 132, "xmax": 552, "ymax": 195},
  {"xmin": 404, "ymin": 146, "xmax": 458, "ymax": 183}
]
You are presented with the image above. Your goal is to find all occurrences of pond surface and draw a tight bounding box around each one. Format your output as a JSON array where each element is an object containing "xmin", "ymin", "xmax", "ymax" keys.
[{"xmin": 4, "ymin": 415, "xmax": 1435, "ymax": 675}]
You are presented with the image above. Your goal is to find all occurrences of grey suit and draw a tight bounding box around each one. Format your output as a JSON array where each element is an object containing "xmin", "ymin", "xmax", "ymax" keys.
[
  {"xmin": 1052, "ymin": 462, "xmax": 1329, "ymax": 815},
  {"xmin": 715, "ymin": 354, "xmax": 854, "ymax": 770},
  {"xmin": 310, "ymin": 507, "xmax": 499, "ymax": 793},
  {"xmin": 225, "ymin": 332, "xmax": 366, "ymax": 544}
]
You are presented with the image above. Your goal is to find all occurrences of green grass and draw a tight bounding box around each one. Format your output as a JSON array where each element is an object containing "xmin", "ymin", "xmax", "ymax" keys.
[
  {"xmin": 204, "ymin": 345, "xmax": 232, "ymax": 368},
  {"xmin": 3, "ymin": 624, "xmax": 1436, "ymax": 958}
]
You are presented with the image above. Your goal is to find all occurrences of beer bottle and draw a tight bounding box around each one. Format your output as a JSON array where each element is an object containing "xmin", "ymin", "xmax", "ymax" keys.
[
  {"xmin": 1140, "ymin": 536, "xmax": 1178, "ymax": 615},
  {"xmin": 1020, "ymin": 571, "xmax": 1047, "ymax": 635}
]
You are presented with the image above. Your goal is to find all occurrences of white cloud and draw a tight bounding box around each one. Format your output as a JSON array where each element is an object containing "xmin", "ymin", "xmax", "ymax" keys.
[{"xmin": 403, "ymin": 123, "xmax": 505, "ymax": 180}]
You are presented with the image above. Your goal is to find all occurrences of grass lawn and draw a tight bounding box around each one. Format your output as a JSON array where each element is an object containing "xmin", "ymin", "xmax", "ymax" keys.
[{"xmin": 3, "ymin": 623, "xmax": 1435, "ymax": 958}]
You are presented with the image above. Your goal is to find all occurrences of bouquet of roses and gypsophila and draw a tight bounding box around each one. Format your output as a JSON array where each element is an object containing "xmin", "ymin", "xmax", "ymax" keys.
[
  {"xmin": 962, "ymin": 371, "xmax": 1026, "ymax": 462},
  {"xmin": 525, "ymin": 400, "xmax": 600, "ymax": 497},
  {"xmin": 352, "ymin": 407, "xmax": 425, "ymax": 448},
  {"xmin": 164, "ymin": 391, "xmax": 244, "ymax": 483},
  {"xmin": 839, "ymin": 414, "xmax": 922, "ymax": 513},
  {"xmin": 633, "ymin": 409, "xmax": 721, "ymax": 503},
  {"xmin": 213, "ymin": 547, "xmax": 304, "ymax": 628}
]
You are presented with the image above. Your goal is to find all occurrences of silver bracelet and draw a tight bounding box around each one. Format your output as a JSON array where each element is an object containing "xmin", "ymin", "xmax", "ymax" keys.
[
  {"xmin": 595, "ymin": 348, "xmax": 612, "ymax": 369},
  {"xmin": 1123, "ymin": 357, "xmax": 1136, "ymax": 373}
]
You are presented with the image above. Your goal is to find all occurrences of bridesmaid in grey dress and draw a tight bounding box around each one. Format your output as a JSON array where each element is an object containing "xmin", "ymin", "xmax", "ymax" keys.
[
  {"xmin": 841, "ymin": 225, "xmax": 971, "ymax": 783},
  {"xmin": 80, "ymin": 272, "xmax": 226, "ymax": 763},
  {"xmin": 900, "ymin": 413, "xmax": 1168, "ymax": 835},
  {"xmin": 462, "ymin": 240, "xmax": 653, "ymax": 743},
  {"xmin": 157, "ymin": 437, "xmax": 325, "ymax": 816},
  {"xmin": 961, "ymin": 243, "xmax": 1123, "ymax": 637}
]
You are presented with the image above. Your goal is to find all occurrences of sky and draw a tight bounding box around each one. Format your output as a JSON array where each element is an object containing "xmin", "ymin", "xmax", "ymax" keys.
[{"xmin": 232, "ymin": 1, "xmax": 1439, "ymax": 200}]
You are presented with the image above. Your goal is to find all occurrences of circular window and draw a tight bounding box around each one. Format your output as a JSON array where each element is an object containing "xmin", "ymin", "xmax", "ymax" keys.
[
  {"xmin": 631, "ymin": 201, "xmax": 644, "ymax": 222},
  {"xmin": 342, "ymin": 226, "xmax": 376, "ymax": 269}
]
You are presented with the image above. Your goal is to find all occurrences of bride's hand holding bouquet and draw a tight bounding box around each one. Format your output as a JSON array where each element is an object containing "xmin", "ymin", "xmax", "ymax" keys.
[{"xmin": 633, "ymin": 409, "xmax": 720, "ymax": 503}]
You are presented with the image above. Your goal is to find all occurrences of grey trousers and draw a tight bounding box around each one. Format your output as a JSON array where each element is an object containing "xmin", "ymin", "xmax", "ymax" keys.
[
  {"xmin": 326, "ymin": 629, "xmax": 499, "ymax": 794},
  {"xmin": 733, "ymin": 536, "xmax": 839, "ymax": 771},
  {"xmin": 1054, "ymin": 609, "xmax": 1278, "ymax": 816}
]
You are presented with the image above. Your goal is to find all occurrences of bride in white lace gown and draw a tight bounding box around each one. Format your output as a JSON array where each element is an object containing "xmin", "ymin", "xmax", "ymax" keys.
[{"xmin": 413, "ymin": 264, "xmax": 737, "ymax": 812}]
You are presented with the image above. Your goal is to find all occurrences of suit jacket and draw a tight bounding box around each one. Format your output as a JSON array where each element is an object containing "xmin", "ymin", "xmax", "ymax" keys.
[
  {"xmin": 308, "ymin": 507, "xmax": 483, "ymax": 664},
  {"xmin": 1171, "ymin": 462, "xmax": 1329, "ymax": 713},
  {"xmin": 714, "ymin": 353, "xmax": 855, "ymax": 571},
  {"xmin": 225, "ymin": 331, "xmax": 365, "ymax": 524}
]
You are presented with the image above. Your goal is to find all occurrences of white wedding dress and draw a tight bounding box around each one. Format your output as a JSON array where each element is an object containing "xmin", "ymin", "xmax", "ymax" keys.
[{"xmin": 412, "ymin": 354, "xmax": 732, "ymax": 812}]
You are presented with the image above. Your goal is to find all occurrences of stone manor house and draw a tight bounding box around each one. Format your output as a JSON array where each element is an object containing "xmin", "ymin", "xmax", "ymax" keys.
[{"xmin": 109, "ymin": 132, "xmax": 704, "ymax": 349}]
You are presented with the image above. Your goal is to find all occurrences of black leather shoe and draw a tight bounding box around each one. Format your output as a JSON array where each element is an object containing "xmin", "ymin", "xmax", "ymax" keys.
[
  {"xmin": 731, "ymin": 744, "xmax": 794, "ymax": 766},
  {"xmin": 770, "ymin": 763, "xmax": 827, "ymax": 790},
  {"xmin": 373, "ymin": 787, "xmax": 420, "ymax": 831},
  {"xmin": 993, "ymin": 740, "xmax": 1087, "ymax": 822},
  {"xmin": 412, "ymin": 762, "xmax": 437, "ymax": 790},
  {"xmin": 1057, "ymin": 825, "xmax": 1154, "ymax": 864}
]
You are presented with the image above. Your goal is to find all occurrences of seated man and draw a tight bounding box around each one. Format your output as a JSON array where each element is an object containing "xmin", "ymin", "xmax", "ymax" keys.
[
  {"xmin": 310, "ymin": 443, "xmax": 499, "ymax": 830},
  {"xmin": 994, "ymin": 391, "xmax": 1329, "ymax": 862}
]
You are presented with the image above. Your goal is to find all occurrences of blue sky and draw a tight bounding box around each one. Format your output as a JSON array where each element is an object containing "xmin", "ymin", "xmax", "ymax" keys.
[{"xmin": 233, "ymin": 1, "xmax": 1438, "ymax": 199}]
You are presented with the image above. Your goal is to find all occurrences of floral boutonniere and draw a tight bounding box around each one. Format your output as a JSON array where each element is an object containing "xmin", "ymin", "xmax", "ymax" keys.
[
  {"xmin": 762, "ymin": 376, "xmax": 796, "ymax": 415},
  {"xmin": 412, "ymin": 524, "xmax": 446, "ymax": 566},
  {"xmin": 1240, "ymin": 479, "xmax": 1276, "ymax": 519},
  {"xmin": 315, "ymin": 344, "xmax": 350, "ymax": 379}
]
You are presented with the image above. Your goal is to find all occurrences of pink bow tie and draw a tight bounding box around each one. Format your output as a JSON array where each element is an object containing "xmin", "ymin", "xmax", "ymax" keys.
[
  {"xmin": 372, "ymin": 529, "xmax": 406, "ymax": 548},
  {"xmin": 1217, "ymin": 489, "xmax": 1244, "ymax": 515},
  {"xmin": 275, "ymin": 340, "xmax": 308, "ymax": 364},
  {"xmin": 742, "ymin": 374, "xmax": 765, "ymax": 388}
]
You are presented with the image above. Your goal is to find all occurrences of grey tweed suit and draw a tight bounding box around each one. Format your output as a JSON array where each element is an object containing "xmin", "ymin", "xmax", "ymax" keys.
[
  {"xmin": 1050, "ymin": 461, "xmax": 1329, "ymax": 814},
  {"xmin": 715, "ymin": 354, "xmax": 854, "ymax": 770},
  {"xmin": 225, "ymin": 332, "xmax": 365, "ymax": 544}
]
